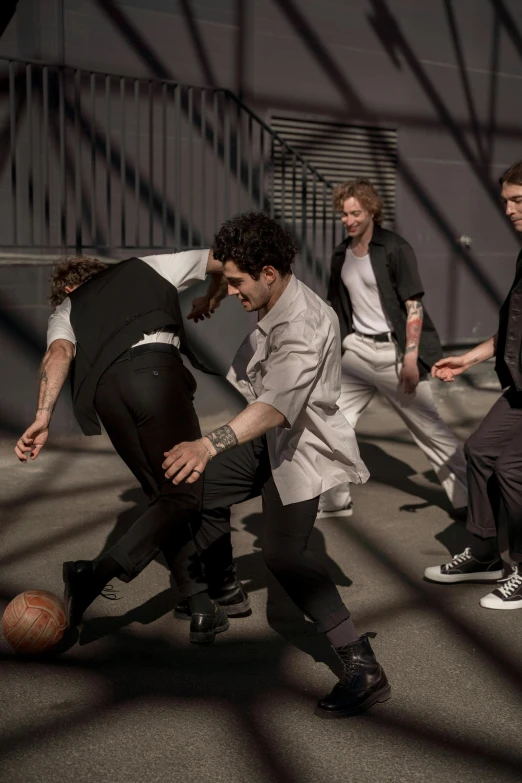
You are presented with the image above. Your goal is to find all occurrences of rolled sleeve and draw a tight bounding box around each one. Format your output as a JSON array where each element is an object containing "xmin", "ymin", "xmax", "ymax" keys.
[
  {"xmin": 255, "ymin": 325, "xmax": 323, "ymax": 428},
  {"xmin": 393, "ymin": 241, "xmax": 425, "ymax": 303},
  {"xmin": 141, "ymin": 249, "xmax": 209, "ymax": 292},
  {"xmin": 47, "ymin": 298, "xmax": 76, "ymax": 349}
]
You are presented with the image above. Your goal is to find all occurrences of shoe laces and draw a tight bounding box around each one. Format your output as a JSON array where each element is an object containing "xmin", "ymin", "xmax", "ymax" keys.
[
  {"xmin": 101, "ymin": 584, "xmax": 121, "ymax": 601},
  {"xmin": 336, "ymin": 644, "xmax": 358, "ymax": 683},
  {"xmin": 445, "ymin": 548, "xmax": 472, "ymax": 569},
  {"xmin": 498, "ymin": 566, "xmax": 522, "ymax": 598}
]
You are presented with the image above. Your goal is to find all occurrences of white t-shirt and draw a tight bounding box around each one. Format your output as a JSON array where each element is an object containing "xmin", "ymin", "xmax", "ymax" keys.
[
  {"xmin": 46, "ymin": 249, "xmax": 209, "ymax": 350},
  {"xmin": 340, "ymin": 248, "xmax": 393, "ymax": 337}
]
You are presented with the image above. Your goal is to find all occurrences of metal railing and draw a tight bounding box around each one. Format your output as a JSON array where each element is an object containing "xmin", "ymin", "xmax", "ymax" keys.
[{"xmin": 0, "ymin": 57, "xmax": 341, "ymax": 292}]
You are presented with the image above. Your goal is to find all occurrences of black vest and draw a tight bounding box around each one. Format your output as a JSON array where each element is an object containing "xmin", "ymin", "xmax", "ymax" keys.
[{"xmin": 69, "ymin": 257, "xmax": 211, "ymax": 435}]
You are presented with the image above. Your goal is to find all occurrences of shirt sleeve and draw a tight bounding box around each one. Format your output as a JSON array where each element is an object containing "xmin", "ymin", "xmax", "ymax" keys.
[
  {"xmin": 255, "ymin": 319, "xmax": 325, "ymax": 428},
  {"xmin": 140, "ymin": 249, "xmax": 209, "ymax": 292},
  {"xmin": 46, "ymin": 298, "xmax": 76, "ymax": 349},
  {"xmin": 393, "ymin": 240, "xmax": 425, "ymax": 303}
]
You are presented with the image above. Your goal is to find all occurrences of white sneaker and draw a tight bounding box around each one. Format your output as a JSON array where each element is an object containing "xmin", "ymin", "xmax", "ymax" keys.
[
  {"xmin": 480, "ymin": 566, "xmax": 522, "ymax": 610},
  {"xmin": 317, "ymin": 503, "xmax": 354, "ymax": 519}
]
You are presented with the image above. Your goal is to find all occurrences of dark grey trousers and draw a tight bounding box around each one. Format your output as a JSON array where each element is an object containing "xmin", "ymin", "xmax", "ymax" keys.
[
  {"xmin": 465, "ymin": 388, "xmax": 522, "ymax": 561},
  {"xmin": 183, "ymin": 436, "xmax": 351, "ymax": 633},
  {"xmin": 93, "ymin": 349, "xmax": 207, "ymax": 597}
]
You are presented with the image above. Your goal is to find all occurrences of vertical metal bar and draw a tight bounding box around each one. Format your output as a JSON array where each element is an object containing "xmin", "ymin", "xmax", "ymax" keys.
[
  {"xmin": 27, "ymin": 64, "xmax": 34, "ymax": 246},
  {"xmin": 322, "ymin": 182, "xmax": 328, "ymax": 295},
  {"xmin": 90, "ymin": 72, "xmax": 96, "ymax": 246},
  {"xmin": 280, "ymin": 145, "xmax": 286, "ymax": 226},
  {"xmin": 42, "ymin": 66, "xmax": 49, "ymax": 247},
  {"xmin": 201, "ymin": 89, "xmax": 206, "ymax": 247},
  {"xmin": 59, "ymin": 65, "xmax": 66, "ymax": 248},
  {"xmin": 236, "ymin": 102, "xmax": 241, "ymax": 213},
  {"xmin": 175, "ymin": 83, "xmax": 181, "ymax": 249},
  {"xmin": 75, "ymin": 69, "xmax": 82, "ymax": 252},
  {"xmin": 135, "ymin": 79, "xmax": 140, "ymax": 248},
  {"xmin": 247, "ymin": 114, "xmax": 253, "ymax": 208},
  {"xmin": 291, "ymin": 154, "xmax": 296, "ymax": 238},
  {"xmin": 301, "ymin": 162, "xmax": 307, "ymax": 286},
  {"xmin": 162, "ymin": 81, "xmax": 167, "ymax": 248},
  {"xmin": 105, "ymin": 75, "xmax": 111, "ymax": 251},
  {"xmin": 213, "ymin": 91, "xmax": 219, "ymax": 235},
  {"xmin": 188, "ymin": 86, "xmax": 193, "ymax": 247},
  {"xmin": 148, "ymin": 80, "xmax": 153, "ymax": 248},
  {"xmin": 121, "ymin": 77, "xmax": 126, "ymax": 248},
  {"xmin": 269, "ymin": 135, "xmax": 274, "ymax": 219},
  {"xmin": 9, "ymin": 63, "xmax": 17, "ymax": 246},
  {"xmin": 259, "ymin": 126, "xmax": 265, "ymax": 211},
  {"xmin": 312, "ymin": 172, "xmax": 317, "ymax": 291},
  {"xmin": 224, "ymin": 93, "xmax": 230, "ymax": 219}
]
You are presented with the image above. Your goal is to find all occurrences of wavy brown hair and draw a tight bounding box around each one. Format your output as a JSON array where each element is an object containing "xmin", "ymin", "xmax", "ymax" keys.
[
  {"xmin": 49, "ymin": 256, "xmax": 108, "ymax": 308},
  {"xmin": 499, "ymin": 160, "xmax": 522, "ymax": 187},
  {"xmin": 332, "ymin": 179, "xmax": 384, "ymax": 224}
]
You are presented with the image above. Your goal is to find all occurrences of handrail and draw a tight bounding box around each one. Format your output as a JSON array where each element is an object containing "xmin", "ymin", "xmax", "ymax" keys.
[{"xmin": 0, "ymin": 55, "xmax": 334, "ymax": 192}]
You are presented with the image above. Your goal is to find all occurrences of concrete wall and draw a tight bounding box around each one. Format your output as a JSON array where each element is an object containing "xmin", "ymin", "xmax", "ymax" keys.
[{"xmin": 1, "ymin": 0, "xmax": 521, "ymax": 435}]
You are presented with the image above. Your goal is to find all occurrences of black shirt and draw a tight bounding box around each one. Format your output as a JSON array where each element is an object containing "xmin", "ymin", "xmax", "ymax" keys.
[
  {"xmin": 495, "ymin": 249, "xmax": 522, "ymax": 391},
  {"xmin": 327, "ymin": 225, "xmax": 443, "ymax": 372}
]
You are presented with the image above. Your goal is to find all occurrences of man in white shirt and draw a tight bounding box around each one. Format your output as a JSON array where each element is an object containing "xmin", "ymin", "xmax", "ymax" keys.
[
  {"xmin": 14, "ymin": 249, "xmax": 234, "ymax": 644},
  {"xmin": 321, "ymin": 179, "xmax": 468, "ymax": 518},
  {"xmin": 164, "ymin": 211, "xmax": 390, "ymax": 719}
]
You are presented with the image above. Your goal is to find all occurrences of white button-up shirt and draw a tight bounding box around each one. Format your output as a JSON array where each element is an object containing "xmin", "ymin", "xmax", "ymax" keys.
[{"xmin": 227, "ymin": 275, "xmax": 369, "ymax": 505}]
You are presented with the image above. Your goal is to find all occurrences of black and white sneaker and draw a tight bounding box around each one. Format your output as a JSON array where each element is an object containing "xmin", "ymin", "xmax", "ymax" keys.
[
  {"xmin": 480, "ymin": 566, "xmax": 522, "ymax": 610},
  {"xmin": 424, "ymin": 548, "xmax": 504, "ymax": 584}
]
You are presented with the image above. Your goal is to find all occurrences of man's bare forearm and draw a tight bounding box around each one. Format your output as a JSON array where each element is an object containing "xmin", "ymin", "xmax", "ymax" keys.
[
  {"xmin": 206, "ymin": 271, "xmax": 228, "ymax": 304},
  {"xmin": 462, "ymin": 334, "xmax": 497, "ymax": 368},
  {"xmin": 404, "ymin": 298, "xmax": 423, "ymax": 359},
  {"xmin": 202, "ymin": 402, "xmax": 285, "ymax": 457},
  {"xmin": 36, "ymin": 340, "xmax": 74, "ymax": 422}
]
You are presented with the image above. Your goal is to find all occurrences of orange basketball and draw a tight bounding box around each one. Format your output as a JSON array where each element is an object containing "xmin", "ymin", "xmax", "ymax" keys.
[{"xmin": 2, "ymin": 590, "xmax": 67, "ymax": 654}]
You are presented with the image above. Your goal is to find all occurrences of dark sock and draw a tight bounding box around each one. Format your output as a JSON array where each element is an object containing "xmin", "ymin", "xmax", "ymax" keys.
[
  {"xmin": 325, "ymin": 618, "xmax": 360, "ymax": 647},
  {"xmin": 471, "ymin": 534, "xmax": 500, "ymax": 563},
  {"xmin": 93, "ymin": 554, "xmax": 123, "ymax": 586},
  {"xmin": 188, "ymin": 591, "xmax": 215, "ymax": 614}
]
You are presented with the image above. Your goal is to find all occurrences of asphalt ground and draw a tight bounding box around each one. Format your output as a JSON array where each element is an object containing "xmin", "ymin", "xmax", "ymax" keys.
[{"xmin": 1, "ymin": 363, "xmax": 521, "ymax": 783}]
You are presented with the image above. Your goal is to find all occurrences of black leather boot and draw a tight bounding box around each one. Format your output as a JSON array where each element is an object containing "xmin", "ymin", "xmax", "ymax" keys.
[
  {"xmin": 315, "ymin": 633, "xmax": 391, "ymax": 718},
  {"xmin": 189, "ymin": 603, "xmax": 230, "ymax": 644},
  {"xmin": 175, "ymin": 576, "xmax": 250, "ymax": 619},
  {"xmin": 63, "ymin": 560, "xmax": 118, "ymax": 627}
]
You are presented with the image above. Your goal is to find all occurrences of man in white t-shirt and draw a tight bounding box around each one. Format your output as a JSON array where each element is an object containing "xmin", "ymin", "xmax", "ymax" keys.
[
  {"xmin": 321, "ymin": 179, "xmax": 468, "ymax": 518},
  {"xmin": 14, "ymin": 250, "xmax": 242, "ymax": 644}
]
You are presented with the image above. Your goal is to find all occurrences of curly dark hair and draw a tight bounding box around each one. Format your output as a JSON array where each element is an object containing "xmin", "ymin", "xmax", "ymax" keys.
[
  {"xmin": 212, "ymin": 211, "xmax": 298, "ymax": 279},
  {"xmin": 49, "ymin": 256, "xmax": 108, "ymax": 308}
]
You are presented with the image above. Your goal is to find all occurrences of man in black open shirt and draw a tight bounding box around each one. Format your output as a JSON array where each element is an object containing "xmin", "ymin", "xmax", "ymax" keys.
[
  {"xmin": 320, "ymin": 179, "xmax": 468, "ymax": 518},
  {"xmin": 425, "ymin": 160, "xmax": 522, "ymax": 610}
]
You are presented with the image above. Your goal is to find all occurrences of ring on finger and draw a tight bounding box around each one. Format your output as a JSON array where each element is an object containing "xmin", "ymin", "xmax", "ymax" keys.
[{"xmin": 191, "ymin": 469, "xmax": 202, "ymax": 476}]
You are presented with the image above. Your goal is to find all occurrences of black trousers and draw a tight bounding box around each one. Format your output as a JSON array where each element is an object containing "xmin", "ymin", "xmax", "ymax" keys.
[
  {"xmin": 465, "ymin": 388, "xmax": 522, "ymax": 561},
  {"xmin": 93, "ymin": 349, "xmax": 207, "ymax": 597},
  {"xmin": 189, "ymin": 436, "xmax": 350, "ymax": 633}
]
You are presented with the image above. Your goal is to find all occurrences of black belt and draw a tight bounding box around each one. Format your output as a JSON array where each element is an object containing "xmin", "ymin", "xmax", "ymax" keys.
[
  {"xmin": 114, "ymin": 343, "xmax": 182, "ymax": 364},
  {"xmin": 354, "ymin": 330, "xmax": 395, "ymax": 343}
]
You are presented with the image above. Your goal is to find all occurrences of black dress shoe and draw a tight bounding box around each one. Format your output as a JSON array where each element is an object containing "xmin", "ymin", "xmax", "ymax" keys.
[
  {"xmin": 63, "ymin": 560, "xmax": 106, "ymax": 627},
  {"xmin": 315, "ymin": 633, "xmax": 391, "ymax": 719},
  {"xmin": 189, "ymin": 603, "xmax": 230, "ymax": 644},
  {"xmin": 175, "ymin": 578, "xmax": 250, "ymax": 619}
]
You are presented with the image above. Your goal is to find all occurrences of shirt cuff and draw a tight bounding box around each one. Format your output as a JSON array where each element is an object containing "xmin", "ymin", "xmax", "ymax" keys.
[{"xmin": 255, "ymin": 389, "xmax": 300, "ymax": 429}]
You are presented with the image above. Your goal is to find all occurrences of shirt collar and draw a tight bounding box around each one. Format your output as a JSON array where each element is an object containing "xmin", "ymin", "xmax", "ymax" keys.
[{"xmin": 256, "ymin": 274, "xmax": 298, "ymax": 336}]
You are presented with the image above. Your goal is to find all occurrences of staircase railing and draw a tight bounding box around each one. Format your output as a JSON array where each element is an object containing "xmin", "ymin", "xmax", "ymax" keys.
[{"xmin": 0, "ymin": 57, "xmax": 341, "ymax": 293}]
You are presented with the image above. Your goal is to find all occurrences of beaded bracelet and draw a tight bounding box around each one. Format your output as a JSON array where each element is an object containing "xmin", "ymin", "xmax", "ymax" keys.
[{"xmin": 198, "ymin": 438, "xmax": 214, "ymax": 461}]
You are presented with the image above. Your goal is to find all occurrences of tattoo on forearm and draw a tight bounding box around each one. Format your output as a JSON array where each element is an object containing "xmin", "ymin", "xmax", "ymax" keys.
[
  {"xmin": 37, "ymin": 407, "xmax": 52, "ymax": 412},
  {"xmin": 40, "ymin": 369, "xmax": 49, "ymax": 383},
  {"xmin": 205, "ymin": 425, "xmax": 239, "ymax": 454},
  {"xmin": 405, "ymin": 299, "xmax": 424, "ymax": 353}
]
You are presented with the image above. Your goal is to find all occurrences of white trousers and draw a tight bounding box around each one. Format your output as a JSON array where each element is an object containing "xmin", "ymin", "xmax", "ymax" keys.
[{"xmin": 320, "ymin": 333, "xmax": 468, "ymax": 511}]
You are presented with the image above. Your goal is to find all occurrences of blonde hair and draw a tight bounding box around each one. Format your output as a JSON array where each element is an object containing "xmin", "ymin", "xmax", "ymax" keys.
[{"xmin": 332, "ymin": 179, "xmax": 384, "ymax": 224}]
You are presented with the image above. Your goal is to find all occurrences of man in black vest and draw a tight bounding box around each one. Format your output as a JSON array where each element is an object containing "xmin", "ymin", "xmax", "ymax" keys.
[
  {"xmin": 425, "ymin": 160, "xmax": 522, "ymax": 610},
  {"xmin": 14, "ymin": 249, "xmax": 239, "ymax": 643},
  {"xmin": 320, "ymin": 179, "xmax": 468, "ymax": 519}
]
